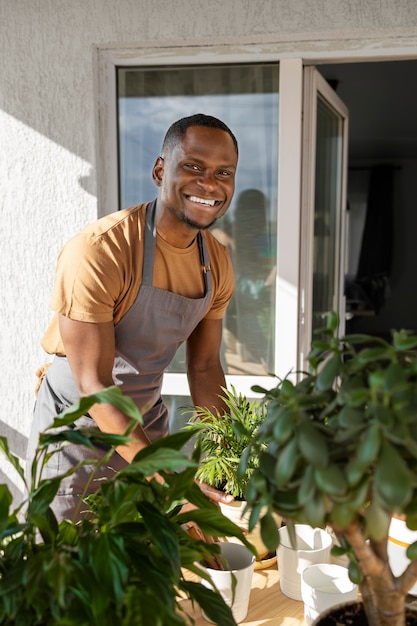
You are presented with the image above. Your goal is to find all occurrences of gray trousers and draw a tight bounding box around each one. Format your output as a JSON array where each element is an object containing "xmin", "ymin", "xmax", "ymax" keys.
[{"xmin": 26, "ymin": 356, "xmax": 127, "ymax": 522}]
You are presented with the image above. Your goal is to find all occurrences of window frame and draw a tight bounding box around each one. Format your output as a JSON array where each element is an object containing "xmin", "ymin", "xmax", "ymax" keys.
[{"xmin": 95, "ymin": 46, "xmax": 303, "ymax": 396}]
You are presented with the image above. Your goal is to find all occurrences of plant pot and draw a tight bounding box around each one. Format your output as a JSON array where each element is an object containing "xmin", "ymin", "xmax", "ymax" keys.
[
  {"xmin": 301, "ymin": 563, "xmax": 358, "ymax": 625},
  {"xmin": 312, "ymin": 600, "xmax": 417, "ymax": 626},
  {"xmin": 388, "ymin": 516, "xmax": 417, "ymax": 596},
  {"xmin": 219, "ymin": 500, "xmax": 281, "ymax": 561},
  {"xmin": 200, "ymin": 542, "xmax": 255, "ymax": 624},
  {"xmin": 277, "ymin": 524, "xmax": 333, "ymax": 601}
]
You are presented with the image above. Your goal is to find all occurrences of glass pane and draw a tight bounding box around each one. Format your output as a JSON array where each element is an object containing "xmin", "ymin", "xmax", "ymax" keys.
[
  {"xmin": 312, "ymin": 94, "xmax": 344, "ymax": 333},
  {"xmin": 117, "ymin": 64, "xmax": 279, "ymax": 376}
]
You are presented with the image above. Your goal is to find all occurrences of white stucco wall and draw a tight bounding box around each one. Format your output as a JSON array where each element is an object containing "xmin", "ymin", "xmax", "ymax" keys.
[{"xmin": 1, "ymin": 0, "xmax": 417, "ymax": 501}]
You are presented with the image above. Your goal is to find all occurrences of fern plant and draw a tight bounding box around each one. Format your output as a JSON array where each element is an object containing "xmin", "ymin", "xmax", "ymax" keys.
[{"xmin": 187, "ymin": 386, "xmax": 267, "ymax": 500}]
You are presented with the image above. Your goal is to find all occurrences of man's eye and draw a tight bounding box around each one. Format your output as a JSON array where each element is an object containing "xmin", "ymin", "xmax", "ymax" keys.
[
  {"xmin": 185, "ymin": 163, "xmax": 200, "ymax": 171},
  {"xmin": 218, "ymin": 170, "xmax": 232, "ymax": 177}
]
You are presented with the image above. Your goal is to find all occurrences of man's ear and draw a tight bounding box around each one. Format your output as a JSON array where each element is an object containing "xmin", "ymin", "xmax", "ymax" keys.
[{"xmin": 152, "ymin": 156, "xmax": 164, "ymax": 187}]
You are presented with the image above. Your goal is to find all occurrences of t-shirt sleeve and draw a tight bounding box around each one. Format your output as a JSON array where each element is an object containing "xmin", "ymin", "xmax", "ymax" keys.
[
  {"xmin": 204, "ymin": 241, "xmax": 235, "ymax": 320},
  {"xmin": 50, "ymin": 233, "xmax": 122, "ymax": 323}
]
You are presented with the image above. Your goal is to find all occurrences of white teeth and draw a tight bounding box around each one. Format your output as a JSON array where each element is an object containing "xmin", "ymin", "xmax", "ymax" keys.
[{"xmin": 189, "ymin": 196, "xmax": 216, "ymax": 206}]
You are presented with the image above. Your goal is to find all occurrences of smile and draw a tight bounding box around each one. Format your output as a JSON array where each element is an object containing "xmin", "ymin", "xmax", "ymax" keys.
[{"xmin": 188, "ymin": 195, "xmax": 218, "ymax": 207}]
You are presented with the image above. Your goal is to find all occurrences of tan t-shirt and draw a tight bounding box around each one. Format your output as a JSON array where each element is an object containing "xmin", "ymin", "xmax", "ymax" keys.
[{"xmin": 42, "ymin": 202, "xmax": 234, "ymax": 355}]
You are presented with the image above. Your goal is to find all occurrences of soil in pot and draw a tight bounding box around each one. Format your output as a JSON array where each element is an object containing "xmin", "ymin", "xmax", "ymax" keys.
[{"xmin": 313, "ymin": 601, "xmax": 417, "ymax": 626}]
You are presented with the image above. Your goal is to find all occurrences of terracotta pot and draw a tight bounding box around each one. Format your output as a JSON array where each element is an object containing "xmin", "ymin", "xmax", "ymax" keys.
[{"xmin": 312, "ymin": 600, "xmax": 417, "ymax": 625}]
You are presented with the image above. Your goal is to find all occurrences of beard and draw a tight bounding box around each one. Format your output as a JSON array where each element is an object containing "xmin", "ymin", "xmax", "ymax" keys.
[{"xmin": 169, "ymin": 205, "xmax": 220, "ymax": 231}]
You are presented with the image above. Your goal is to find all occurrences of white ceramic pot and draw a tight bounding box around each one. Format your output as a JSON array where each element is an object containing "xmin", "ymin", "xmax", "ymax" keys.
[
  {"xmin": 301, "ymin": 563, "xmax": 358, "ymax": 625},
  {"xmin": 219, "ymin": 500, "xmax": 281, "ymax": 560},
  {"xmin": 200, "ymin": 542, "xmax": 256, "ymax": 624},
  {"xmin": 388, "ymin": 516, "xmax": 417, "ymax": 596},
  {"xmin": 277, "ymin": 524, "xmax": 333, "ymax": 601}
]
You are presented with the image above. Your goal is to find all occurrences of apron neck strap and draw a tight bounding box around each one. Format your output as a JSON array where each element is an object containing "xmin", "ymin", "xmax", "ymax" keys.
[{"xmin": 143, "ymin": 200, "xmax": 212, "ymax": 294}]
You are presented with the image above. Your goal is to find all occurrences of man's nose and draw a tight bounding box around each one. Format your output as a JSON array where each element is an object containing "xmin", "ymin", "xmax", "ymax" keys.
[{"xmin": 196, "ymin": 170, "xmax": 216, "ymax": 191}]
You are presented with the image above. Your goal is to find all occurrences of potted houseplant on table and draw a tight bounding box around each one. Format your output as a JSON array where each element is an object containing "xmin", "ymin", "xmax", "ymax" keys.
[
  {"xmin": 242, "ymin": 312, "xmax": 417, "ymax": 626},
  {"xmin": 187, "ymin": 386, "xmax": 279, "ymax": 562},
  {"xmin": 0, "ymin": 386, "xmax": 255, "ymax": 626}
]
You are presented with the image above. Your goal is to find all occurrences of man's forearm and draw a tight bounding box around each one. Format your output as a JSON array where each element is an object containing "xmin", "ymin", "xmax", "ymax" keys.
[
  {"xmin": 89, "ymin": 401, "xmax": 152, "ymax": 463},
  {"xmin": 187, "ymin": 364, "xmax": 228, "ymax": 414}
]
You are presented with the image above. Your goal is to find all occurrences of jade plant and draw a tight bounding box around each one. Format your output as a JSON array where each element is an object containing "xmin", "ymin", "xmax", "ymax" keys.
[
  {"xmin": 0, "ymin": 386, "xmax": 254, "ymax": 626},
  {"xmin": 242, "ymin": 312, "xmax": 417, "ymax": 626}
]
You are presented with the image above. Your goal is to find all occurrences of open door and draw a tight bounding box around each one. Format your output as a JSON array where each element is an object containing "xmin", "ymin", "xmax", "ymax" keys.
[{"xmin": 299, "ymin": 67, "xmax": 349, "ymax": 370}]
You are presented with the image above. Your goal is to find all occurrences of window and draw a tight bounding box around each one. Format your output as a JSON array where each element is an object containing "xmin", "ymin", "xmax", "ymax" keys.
[{"xmin": 117, "ymin": 64, "xmax": 279, "ymax": 378}]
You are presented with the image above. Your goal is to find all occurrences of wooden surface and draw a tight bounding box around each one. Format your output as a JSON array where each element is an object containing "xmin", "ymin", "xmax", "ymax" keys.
[{"xmin": 181, "ymin": 564, "xmax": 306, "ymax": 625}]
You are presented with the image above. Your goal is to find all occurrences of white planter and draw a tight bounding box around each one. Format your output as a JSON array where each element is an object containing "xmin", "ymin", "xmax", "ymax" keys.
[
  {"xmin": 219, "ymin": 500, "xmax": 281, "ymax": 560},
  {"xmin": 200, "ymin": 542, "xmax": 255, "ymax": 624},
  {"xmin": 277, "ymin": 524, "xmax": 333, "ymax": 601},
  {"xmin": 301, "ymin": 563, "xmax": 358, "ymax": 625},
  {"xmin": 388, "ymin": 516, "xmax": 417, "ymax": 596}
]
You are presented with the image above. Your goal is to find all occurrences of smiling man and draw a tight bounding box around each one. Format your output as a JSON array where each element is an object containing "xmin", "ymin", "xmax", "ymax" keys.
[{"xmin": 26, "ymin": 114, "xmax": 239, "ymax": 521}]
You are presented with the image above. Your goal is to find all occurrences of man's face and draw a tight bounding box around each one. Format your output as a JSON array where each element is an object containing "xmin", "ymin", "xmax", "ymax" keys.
[{"xmin": 153, "ymin": 125, "xmax": 238, "ymax": 231}]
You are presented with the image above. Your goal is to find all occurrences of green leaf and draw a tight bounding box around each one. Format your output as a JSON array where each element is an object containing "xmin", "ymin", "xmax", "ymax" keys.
[
  {"xmin": 298, "ymin": 466, "xmax": 316, "ymax": 505},
  {"xmin": 30, "ymin": 507, "xmax": 59, "ymax": 543},
  {"xmin": 0, "ymin": 437, "xmax": 26, "ymax": 485},
  {"xmin": 332, "ymin": 502, "xmax": 356, "ymax": 529},
  {"xmin": 348, "ymin": 558, "xmax": 363, "ymax": 585},
  {"xmin": 272, "ymin": 407, "xmax": 295, "ymax": 444},
  {"xmin": 28, "ymin": 476, "xmax": 62, "ymax": 517},
  {"xmin": 121, "ymin": 448, "xmax": 196, "ymax": 478},
  {"xmin": 365, "ymin": 500, "xmax": 391, "ymax": 541},
  {"xmin": 392, "ymin": 331, "xmax": 417, "ymax": 351},
  {"xmin": 314, "ymin": 465, "xmax": 348, "ymax": 498},
  {"xmin": 406, "ymin": 541, "xmax": 417, "ymax": 561},
  {"xmin": 274, "ymin": 438, "xmax": 298, "ymax": 488},
  {"xmin": 338, "ymin": 406, "xmax": 365, "ymax": 429},
  {"xmin": 49, "ymin": 386, "xmax": 143, "ymax": 429},
  {"xmin": 175, "ymin": 509, "xmax": 255, "ymax": 554},
  {"xmin": 260, "ymin": 510, "xmax": 280, "ymax": 553},
  {"xmin": 317, "ymin": 354, "xmax": 340, "ymax": 391},
  {"xmin": 326, "ymin": 311, "xmax": 339, "ymax": 332},
  {"xmin": 180, "ymin": 580, "xmax": 237, "ymax": 626},
  {"xmin": 137, "ymin": 502, "xmax": 180, "ymax": 576},
  {"xmin": 45, "ymin": 552, "xmax": 75, "ymax": 607},
  {"xmin": 375, "ymin": 440, "xmax": 413, "ymax": 510},
  {"xmin": 346, "ymin": 424, "xmax": 380, "ymax": 486},
  {"xmin": 0, "ymin": 485, "xmax": 12, "ymax": 523},
  {"xmin": 358, "ymin": 346, "xmax": 393, "ymax": 364},
  {"xmin": 356, "ymin": 423, "xmax": 381, "ymax": 468},
  {"xmin": 304, "ymin": 490, "xmax": 326, "ymax": 527},
  {"xmin": 297, "ymin": 421, "xmax": 328, "ymax": 468}
]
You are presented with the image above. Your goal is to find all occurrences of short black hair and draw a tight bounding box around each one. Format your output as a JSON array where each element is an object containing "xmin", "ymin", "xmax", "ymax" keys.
[{"xmin": 161, "ymin": 113, "xmax": 238, "ymax": 156}]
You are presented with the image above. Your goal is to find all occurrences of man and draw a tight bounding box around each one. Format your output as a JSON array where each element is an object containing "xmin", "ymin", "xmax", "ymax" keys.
[{"xmin": 27, "ymin": 113, "xmax": 238, "ymax": 521}]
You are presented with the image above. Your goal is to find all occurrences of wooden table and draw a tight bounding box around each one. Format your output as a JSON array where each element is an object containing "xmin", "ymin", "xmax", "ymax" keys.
[{"xmin": 181, "ymin": 564, "xmax": 306, "ymax": 625}]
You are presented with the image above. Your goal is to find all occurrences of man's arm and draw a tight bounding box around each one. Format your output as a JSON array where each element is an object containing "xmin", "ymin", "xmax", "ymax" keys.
[
  {"xmin": 58, "ymin": 314, "xmax": 152, "ymax": 463},
  {"xmin": 186, "ymin": 317, "xmax": 227, "ymax": 413},
  {"xmin": 186, "ymin": 317, "xmax": 234, "ymax": 504}
]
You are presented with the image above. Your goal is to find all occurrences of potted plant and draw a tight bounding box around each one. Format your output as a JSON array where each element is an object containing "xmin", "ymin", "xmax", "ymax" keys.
[
  {"xmin": 0, "ymin": 386, "xmax": 255, "ymax": 626},
  {"xmin": 242, "ymin": 312, "xmax": 417, "ymax": 626},
  {"xmin": 187, "ymin": 386, "xmax": 279, "ymax": 561}
]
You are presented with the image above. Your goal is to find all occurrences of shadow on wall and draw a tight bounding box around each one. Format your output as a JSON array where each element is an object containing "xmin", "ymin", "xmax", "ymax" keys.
[{"xmin": 0, "ymin": 421, "xmax": 27, "ymax": 505}]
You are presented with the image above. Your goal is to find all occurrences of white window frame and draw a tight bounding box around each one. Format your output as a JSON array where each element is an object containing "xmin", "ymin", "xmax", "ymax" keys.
[
  {"xmin": 95, "ymin": 47, "xmax": 303, "ymax": 397},
  {"xmin": 93, "ymin": 46, "xmax": 315, "ymax": 396}
]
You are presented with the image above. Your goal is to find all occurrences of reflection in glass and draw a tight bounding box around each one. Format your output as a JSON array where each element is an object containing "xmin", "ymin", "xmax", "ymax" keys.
[
  {"xmin": 312, "ymin": 94, "xmax": 344, "ymax": 333},
  {"xmin": 117, "ymin": 64, "xmax": 279, "ymax": 376}
]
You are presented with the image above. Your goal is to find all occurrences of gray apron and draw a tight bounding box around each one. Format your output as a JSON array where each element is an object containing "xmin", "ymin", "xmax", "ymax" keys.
[{"xmin": 27, "ymin": 199, "xmax": 213, "ymax": 521}]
